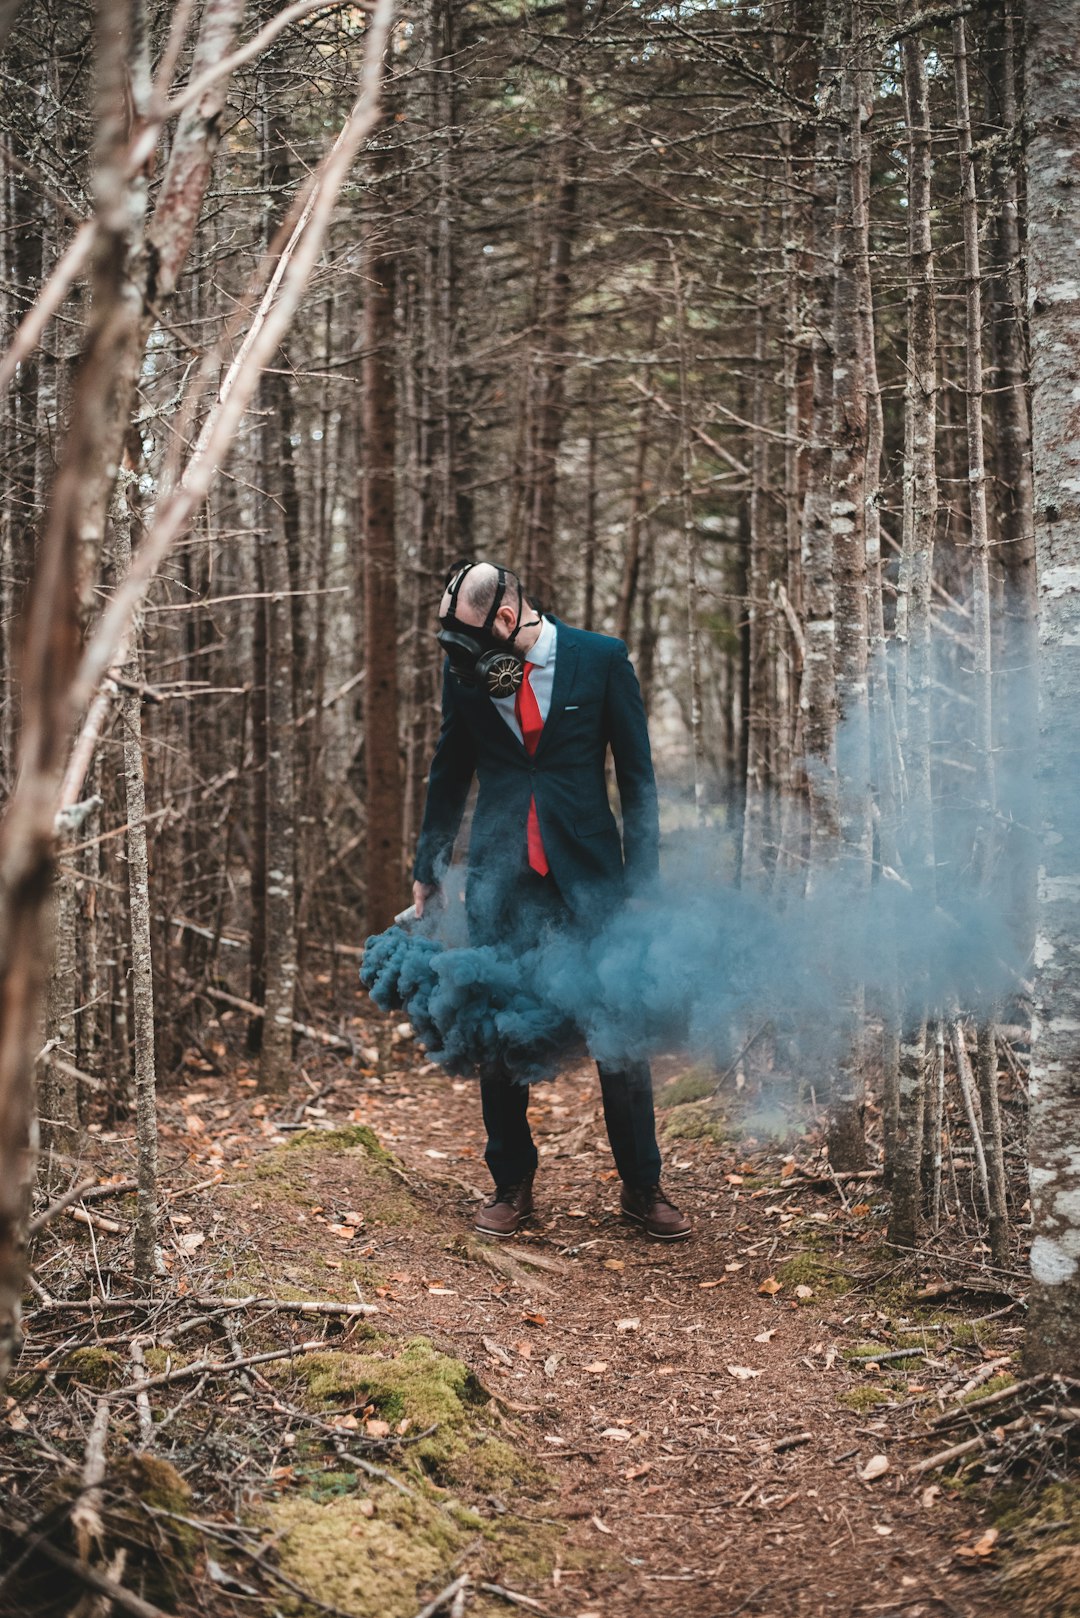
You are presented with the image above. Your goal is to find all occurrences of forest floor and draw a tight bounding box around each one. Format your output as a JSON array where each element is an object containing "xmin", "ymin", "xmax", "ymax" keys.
[{"xmin": 6, "ymin": 1006, "xmax": 1066, "ymax": 1618}]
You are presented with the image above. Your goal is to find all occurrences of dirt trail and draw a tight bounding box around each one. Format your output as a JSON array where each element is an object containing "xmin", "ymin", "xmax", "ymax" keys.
[{"xmin": 306, "ymin": 1053, "xmax": 1005, "ymax": 1618}]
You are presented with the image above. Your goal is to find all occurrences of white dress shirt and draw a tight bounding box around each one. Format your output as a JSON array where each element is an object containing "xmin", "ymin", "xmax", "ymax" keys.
[{"xmin": 492, "ymin": 614, "xmax": 557, "ymax": 744}]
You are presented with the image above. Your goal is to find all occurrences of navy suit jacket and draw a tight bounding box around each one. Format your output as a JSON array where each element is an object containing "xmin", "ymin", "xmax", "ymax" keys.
[{"xmin": 413, "ymin": 619, "xmax": 660, "ymax": 932}]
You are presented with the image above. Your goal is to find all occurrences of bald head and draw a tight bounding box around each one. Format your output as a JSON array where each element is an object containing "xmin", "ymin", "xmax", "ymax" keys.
[
  {"xmin": 438, "ymin": 560, "xmax": 543, "ymax": 653},
  {"xmin": 439, "ymin": 561, "xmax": 505, "ymax": 625}
]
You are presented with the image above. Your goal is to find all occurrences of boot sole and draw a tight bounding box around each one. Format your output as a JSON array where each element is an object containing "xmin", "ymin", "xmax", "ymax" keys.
[
  {"xmin": 474, "ymin": 1212, "xmax": 532, "ymax": 1239},
  {"xmin": 621, "ymin": 1209, "xmax": 692, "ymax": 1241}
]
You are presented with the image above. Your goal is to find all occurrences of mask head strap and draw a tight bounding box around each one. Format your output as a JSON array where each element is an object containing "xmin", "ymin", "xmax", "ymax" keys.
[{"xmin": 441, "ymin": 562, "xmax": 521, "ymax": 637}]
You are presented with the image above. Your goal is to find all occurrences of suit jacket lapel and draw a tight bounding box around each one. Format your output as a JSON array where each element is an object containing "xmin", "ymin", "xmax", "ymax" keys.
[{"xmin": 535, "ymin": 622, "xmax": 579, "ymax": 760}]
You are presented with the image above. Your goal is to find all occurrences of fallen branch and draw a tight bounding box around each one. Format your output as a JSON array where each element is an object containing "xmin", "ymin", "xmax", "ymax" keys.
[
  {"xmin": 953, "ymin": 1356, "xmax": 1014, "ymax": 1401},
  {"xmin": 848, "ymin": 1346, "xmax": 929, "ymax": 1364},
  {"xmin": 27, "ymin": 1178, "xmax": 136, "ymax": 1239},
  {"xmin": 197, "ymin": 984, "xmax": 356, "ymax": 1054},
  {"xmin": 130, "ymin": 1338, "xmax": 154, "ymax": 1448},
  {"xmin": 70, "ymin": 1205, "xmax": 127, "ymax": 1235},
  {"xmin": 772, "ymin": 1432, "xmax": 813, "ymax": 1452},
  {"xmin": 192, "ymin": 1294, "xmax": 378, "ymax": 1318},
  {"xmin": 793, "ymin": 1167, "xmax": 883, "ymax": 1189},
  {"xmin": 928, "ymin": 1373, "xmax": 1051, "ymax": 1429},
  {"xmin": 105, "ymin": 1339, "xmax": 325, "ymax": 1399},
  {"xmin": 413, "ymin": 1573, "xmax": 470, "ymax": 1618},
  {"xmin": 478, "ymin": 1583, "xmax": 551, "ymax": 1615},
  {"xmin": 71, "ymin": 1399, "xmax": 110, "ymax": 1568},
  {"xmin": 910, "ymin": 1413, "xmax": 1029, "ymax": 1475}
]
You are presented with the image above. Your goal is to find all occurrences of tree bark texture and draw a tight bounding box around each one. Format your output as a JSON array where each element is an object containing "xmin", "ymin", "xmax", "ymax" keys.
[
  {"xmin": 888, "ymin": 13, "xmax": 939, "ymax": 1248},
  {"xmin": 521, "ymin": 0, "xmax": 583, "ymax": 607},
  {"xmin": 1023, "ymin": 0, "xmax": 1080, "ymax": 1376},
  {"xmin": 258, "ymin": 90, "xmax": 300, "ymax": 1094},
  {"xmin": 799, "ymin": 0, "xmax": 842, "ymax": 874},
  {"xmin": 823, "ymin": 0, "xmax": 870, "ymax": 1171},
  {"xmin": 361, "ymin": 134, "xmax": 404, "ymax": 933},
  {"xmin": 111, "ymin": 479, "xmax": 159, "ymax": 1277}
]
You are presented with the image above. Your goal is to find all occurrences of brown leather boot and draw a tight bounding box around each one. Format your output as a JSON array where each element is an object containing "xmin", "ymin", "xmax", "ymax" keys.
[
  {"xmin": 474, "ymin": 1174, "xmax": 535, "ymax": 1238},
  {"xmin": 620, "ymin": 1182, "xmax": 692, "ymax": 1241}
]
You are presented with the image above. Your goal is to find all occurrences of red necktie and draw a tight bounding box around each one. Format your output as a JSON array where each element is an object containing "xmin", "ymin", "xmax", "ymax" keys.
[{"xmin": 515, "ymin": 663, "xmax": 549, "ymax": 876}]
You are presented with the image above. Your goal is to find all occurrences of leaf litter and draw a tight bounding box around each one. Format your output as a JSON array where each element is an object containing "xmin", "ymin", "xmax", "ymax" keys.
[{"xmin": 6, "ymin": 1039, "xmax": 1015, "ymax": 1618}]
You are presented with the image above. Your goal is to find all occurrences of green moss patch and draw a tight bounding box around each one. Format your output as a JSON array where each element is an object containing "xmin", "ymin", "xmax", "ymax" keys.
[
  {"xmin": 837, "ymin": 1386, "xmax": 894, "ymax": 1412},
  {"xmin": 283, "ymin": 1123, "xmax": 400, "ymax": 1168},
  {"xmin": 995, "ymin": 1483, "xmax": 1080, "ymax": 1618},
  {"xmin": 284, "ymin": 1337, "xmax": 522, "ymax": 1489},
  {"xmin": 657, "ymin": 1067, "xmax": 716, "ymax": 1108},
  {"xmin": 661, "ymin": 1101, "xmax": 728, "ymax": 1145},
  {"xmin": 775, "ymin": 1250, "xmax": 851, "ymax": 1297},
  {"xmin": 259, "ymin": 1337, "xmax": 555, "ymax": 1616},
  {"xmin": 264, "ymin": 1488, "xmax": 469, "ymax": 1617}
]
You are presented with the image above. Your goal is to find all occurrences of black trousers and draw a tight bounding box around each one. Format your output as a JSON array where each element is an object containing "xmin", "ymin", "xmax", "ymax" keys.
[{"xmin": 475, "ymin": 869, "xmax": 663, "ymax": 1192}]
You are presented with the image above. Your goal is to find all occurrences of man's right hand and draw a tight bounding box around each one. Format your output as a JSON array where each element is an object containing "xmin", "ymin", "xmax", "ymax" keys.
[{"xmin": 413, "ymin": 880, "xmax": 438, "ymax": 919}]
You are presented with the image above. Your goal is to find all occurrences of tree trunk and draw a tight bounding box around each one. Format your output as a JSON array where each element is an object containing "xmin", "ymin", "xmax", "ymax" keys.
[
  {"xmin": 258, "ymin": 91, "xmax": 300, "ymax": 1095},
  {"xmin": 1023, "ymin": 0, "xmax": 1080, "ymax": 1376},
  {"xmin": 799, "ymin": 0, "xmax": 842, "ymax": 874},
  {"xmin": 0, "ymin": 0, "xmax": 150, "ymax": 1391},
  {"xmin": 888, "ymin": 12, "xmax": 939, "ymax": 1248},
  {"xmin": 990, "ymin": 0, "xmax": 1038, "ymax": 971},
  {"xmin": 361, "ymin": 134, "xmax": 404, "ymax": 933},
  {"xmin": 672, "ymin": 248, "xmax": 706, "ymax": 826},
  {"xmin": 954, "ymin": 13, "xmax": 1008, "ymax": 1266},
  {"xmin": 522, "ymin": 0, "xmax": 583, "ymax": 606},
  {"xmin": 741, "ymin": 242, "xmax": 776, "ymax": 883},
  {"xmin": 111, "ymin": 477, "xmax": 159, "ymax": 1276},
  {"xmin": 825, "ymin": 0, "xmax": 871, "ymax": 1171}
]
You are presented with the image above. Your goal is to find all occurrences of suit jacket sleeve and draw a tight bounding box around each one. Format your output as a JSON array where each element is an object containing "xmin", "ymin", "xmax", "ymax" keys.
[
  {"xmin": 412, "ymin": 665, "xmax": 477, "ymax": 886},
  {"xmin": 604, "ymin": 639, "xmax": 660, "ymax": 890}
]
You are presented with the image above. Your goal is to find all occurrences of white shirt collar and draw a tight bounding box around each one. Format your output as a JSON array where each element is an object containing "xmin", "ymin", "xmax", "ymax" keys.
[{"xmin": 524, "ymin": 614, "xmax": 556, "ymax": 668}]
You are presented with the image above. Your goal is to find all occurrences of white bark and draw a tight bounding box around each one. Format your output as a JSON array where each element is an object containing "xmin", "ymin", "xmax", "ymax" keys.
[{"xmin": 1024, "ymin": 0, "xmax": 1080, "ymax": 1375}]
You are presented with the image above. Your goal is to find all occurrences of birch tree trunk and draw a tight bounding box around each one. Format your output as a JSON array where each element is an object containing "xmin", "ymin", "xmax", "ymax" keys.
[{"xmin": 1023, "ymin": 0, "xmax": 1080, "ymax": 1375}]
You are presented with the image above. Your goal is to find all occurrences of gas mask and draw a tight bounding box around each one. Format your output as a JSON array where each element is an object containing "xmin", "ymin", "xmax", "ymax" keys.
[{"xmin": 437, "ymin": 562, "xmax": 540, "ymax": 697}]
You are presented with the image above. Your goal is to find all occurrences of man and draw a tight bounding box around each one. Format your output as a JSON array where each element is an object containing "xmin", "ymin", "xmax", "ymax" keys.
[{"xmin": 412, "ymin": 559, "xmax": 690, "ymax": 1242}]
